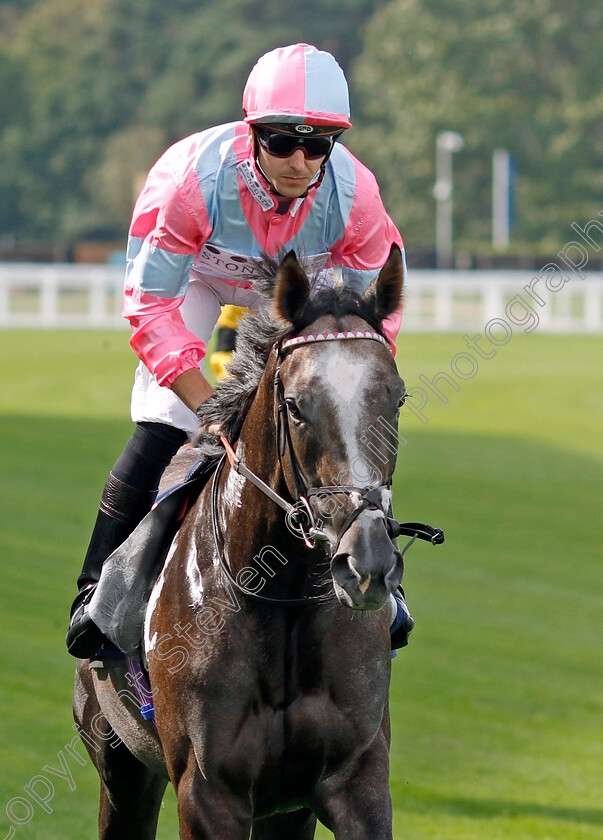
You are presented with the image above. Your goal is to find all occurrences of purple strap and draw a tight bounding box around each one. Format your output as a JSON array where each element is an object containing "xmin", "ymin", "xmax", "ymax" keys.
[{"xmin": 126, "ymin": 658, "xmax": 157, "ymax": 731}]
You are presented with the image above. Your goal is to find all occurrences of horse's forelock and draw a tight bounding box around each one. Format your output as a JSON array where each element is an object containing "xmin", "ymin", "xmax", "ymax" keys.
[{"xmin": 294, "ymin": 286, "xmax": 384, "ymax": 335}]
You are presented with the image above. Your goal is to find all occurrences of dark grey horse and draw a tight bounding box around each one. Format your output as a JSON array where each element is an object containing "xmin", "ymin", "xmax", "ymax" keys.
[{"xmin": 74, "ymin": 246, "xmax": 407, "ymax": 839}]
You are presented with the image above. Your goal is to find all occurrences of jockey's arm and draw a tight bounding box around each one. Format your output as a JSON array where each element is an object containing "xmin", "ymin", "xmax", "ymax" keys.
[
  {"xmin": 335, "ymin": 173, "xmax": 405, "ymax": 352},
  {"xmin": 170, "ymin": 367, "xmax": 215, "ymax": 413},
  {"xmin": 170, "ymin": 368, "xmax": 223, "ymax": 436}
]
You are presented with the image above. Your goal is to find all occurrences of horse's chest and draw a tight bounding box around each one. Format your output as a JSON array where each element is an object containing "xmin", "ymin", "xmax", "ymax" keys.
[
  {"xmin": 234, "ymin": 690, "xmax": 383, "ymax": 795},
  {"xmin": 286, "ymin": 693, "xmax": 375, "ymax": 755}
]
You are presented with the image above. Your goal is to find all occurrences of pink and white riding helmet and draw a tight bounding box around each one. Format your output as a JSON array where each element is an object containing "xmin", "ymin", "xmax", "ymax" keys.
[{"xmin": 243, "ymin": 43, "xmax": 352, "ymax": 131}]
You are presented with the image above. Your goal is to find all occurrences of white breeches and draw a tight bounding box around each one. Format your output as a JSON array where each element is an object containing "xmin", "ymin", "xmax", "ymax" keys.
[{"xmin": 130, "ymin": 275, "xmax": 268, "ymax": 439}]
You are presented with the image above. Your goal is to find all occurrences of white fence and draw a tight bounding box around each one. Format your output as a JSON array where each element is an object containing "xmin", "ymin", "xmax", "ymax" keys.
[
  {"xmin": 1, "ymin": 263, "xmax": 602, "ymax": 333},
  {"xmin": 403, "ymin": 269, "xmax": 603, "ymax": 333},
  {"xmin": 0, "ymin": 263, "xmax": 125, "ymax": 329}
]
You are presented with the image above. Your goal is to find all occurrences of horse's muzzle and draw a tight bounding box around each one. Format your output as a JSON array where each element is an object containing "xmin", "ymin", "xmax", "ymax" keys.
[{"xmin": 330, "ymin": 516, "xmax": 403, "ymax": 610}]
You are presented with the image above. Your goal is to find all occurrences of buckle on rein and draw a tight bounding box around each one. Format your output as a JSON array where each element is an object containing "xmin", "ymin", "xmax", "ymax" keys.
[
  {"xmin": 286, "ymin": 496, "xmax": 328, "ymax": 549},
  {"xmin": 219, "ymin": 435, "xmax": 327, "ymax": 549}
]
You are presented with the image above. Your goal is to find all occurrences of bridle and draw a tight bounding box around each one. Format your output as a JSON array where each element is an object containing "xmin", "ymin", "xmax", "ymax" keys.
[{"xmin": 210, "ymin": 328, "xmax": 444, "ymax": 605}]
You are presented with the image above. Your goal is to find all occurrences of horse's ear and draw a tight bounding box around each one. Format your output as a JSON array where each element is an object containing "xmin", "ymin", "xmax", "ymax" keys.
[
  {"xmin": 362, "ymin": 244, "xmax": 405, "ymax": 320},
  {"xmin": 274, "ymin": 250, "xmax": 311, "ymax": 324}
]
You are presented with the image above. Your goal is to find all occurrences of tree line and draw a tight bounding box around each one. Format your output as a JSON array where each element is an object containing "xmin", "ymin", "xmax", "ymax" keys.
[{"xmin": 1, "ymin": 0, "xmax": 600, "ymax": 260}]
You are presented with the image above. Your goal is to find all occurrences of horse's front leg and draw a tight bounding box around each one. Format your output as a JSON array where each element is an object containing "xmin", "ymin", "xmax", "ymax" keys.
[
  {"xmin": 174, "ymin": 749, "xmax": 252, "ymax": 840},
  {"xmin": 314, "ymin": 732, "xmax": 393, "ymax": 840}
]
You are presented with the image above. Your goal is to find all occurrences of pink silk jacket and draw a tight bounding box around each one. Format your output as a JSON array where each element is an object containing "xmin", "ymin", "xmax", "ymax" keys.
[{"xmin": 123, "ymin": 122, "xmax": 405, "ymax": 388}]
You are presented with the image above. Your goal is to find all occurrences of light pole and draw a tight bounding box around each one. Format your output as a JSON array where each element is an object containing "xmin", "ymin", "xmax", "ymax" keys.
[
  {"xmin": 434, "ymin": 131, "xmax": 464, "ymax": 268},
  {"xmin": 492, "ymin": 147, "xmax": 511, "ymax": 251}
]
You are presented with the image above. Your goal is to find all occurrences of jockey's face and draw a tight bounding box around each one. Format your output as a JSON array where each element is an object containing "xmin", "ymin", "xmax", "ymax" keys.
[{"xmin": 255, "ymin": 138, "xmax": 325, "ymax": 198}]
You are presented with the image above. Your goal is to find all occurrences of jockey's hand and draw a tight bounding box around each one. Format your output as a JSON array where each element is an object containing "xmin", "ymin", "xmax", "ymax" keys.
[
  {"xmin": 184, "ymin": 415, "xmax": 223, "ymax": 448},
  {"xmin": 194, "ymin": 406, "xmax": 224, "ymax": 437}
]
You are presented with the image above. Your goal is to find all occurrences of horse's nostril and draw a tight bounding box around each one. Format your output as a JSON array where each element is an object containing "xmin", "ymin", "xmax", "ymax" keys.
[
  {"xmin": 332, "ymin": 553, "xmax": 372, "ymax": 591},
  {"xmin": 331, "ymin": 552, "xmax": 358, "ymax": 583}
]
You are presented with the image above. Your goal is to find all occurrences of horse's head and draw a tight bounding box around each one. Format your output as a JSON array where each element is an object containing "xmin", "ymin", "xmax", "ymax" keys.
[{"xmin": 273, "ymin": 245, "xmax": 406, "ymax": 610}]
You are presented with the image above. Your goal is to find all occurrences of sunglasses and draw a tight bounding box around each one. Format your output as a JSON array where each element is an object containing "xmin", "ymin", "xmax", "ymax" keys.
[{"xmin": 253, "ymin": 126, "xmax": 341, "ymax": 160}]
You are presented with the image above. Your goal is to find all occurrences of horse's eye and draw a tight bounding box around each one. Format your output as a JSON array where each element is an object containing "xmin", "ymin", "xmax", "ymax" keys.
[
  {"xmin": 285, "ymin": 398, "xmax": 303, "ymax": 422},
  {"xmin": 398, "ymin": 391, "xmax": 408, "ymax": 408}
]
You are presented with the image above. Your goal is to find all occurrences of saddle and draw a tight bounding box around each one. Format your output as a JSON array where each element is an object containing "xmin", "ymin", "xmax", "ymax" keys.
[{"xmin": 87, "ymin": 455, "xmax": 218, "ymax": 662}]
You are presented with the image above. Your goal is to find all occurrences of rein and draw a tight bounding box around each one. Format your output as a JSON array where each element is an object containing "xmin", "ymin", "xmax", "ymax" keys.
[
  {"xmin": 211, "ymin": 329, "xmax": 444, "ymax": 605},
  {"xmin": 210, "ymin": 453, "xmax": 330, "ymax": 606}
]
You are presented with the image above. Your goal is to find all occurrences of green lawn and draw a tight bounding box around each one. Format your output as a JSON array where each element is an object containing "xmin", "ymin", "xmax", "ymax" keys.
[{"xmin": 0, "ymin": 330, "xmax": 602, "ymax": 840}]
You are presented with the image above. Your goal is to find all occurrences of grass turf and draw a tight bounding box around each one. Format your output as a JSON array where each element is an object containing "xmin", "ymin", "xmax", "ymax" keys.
[{"xmin": 0, "ymin": 330, "xmax": 601, "ymax": 839}]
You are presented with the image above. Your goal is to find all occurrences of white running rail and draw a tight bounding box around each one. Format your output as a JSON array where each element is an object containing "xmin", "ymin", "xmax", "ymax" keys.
[{"xmin": 0, "ymin": 263, "xmax": 602, "ymax": 333}]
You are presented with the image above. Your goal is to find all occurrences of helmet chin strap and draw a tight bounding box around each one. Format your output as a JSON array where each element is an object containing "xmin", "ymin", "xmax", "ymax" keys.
[{"xmin": 255, "ymin": 155, "xmax": 281, "ymax": 195}]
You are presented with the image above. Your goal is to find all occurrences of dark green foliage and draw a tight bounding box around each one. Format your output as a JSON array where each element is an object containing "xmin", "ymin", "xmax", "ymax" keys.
[
  {"xmin": 1, "ymin": 0, "xmax": 600, "ymax": 252},
  {"xmin": 350, "ymin": 0, "xmax": 603, "ymax": 251},
  {"xmin": 1, "ymin": 0, "xmax": 378, "ymax": 242}
]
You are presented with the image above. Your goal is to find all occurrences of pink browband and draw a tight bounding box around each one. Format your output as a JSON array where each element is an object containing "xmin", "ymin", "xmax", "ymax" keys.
[{"xmin": 280, "ymin": 330, "xmax": 391, "ymax": 354}]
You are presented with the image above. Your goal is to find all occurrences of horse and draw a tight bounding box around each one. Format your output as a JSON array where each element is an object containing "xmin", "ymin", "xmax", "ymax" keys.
[{"xmin": 74, "ymin": 245, "xmax": 412, "ymax": 839}]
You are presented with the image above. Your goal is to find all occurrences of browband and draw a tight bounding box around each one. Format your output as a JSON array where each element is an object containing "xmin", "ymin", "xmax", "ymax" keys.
[{"xmin": 279, "ymin": 329, "xmax": 391, "ymax": 354}]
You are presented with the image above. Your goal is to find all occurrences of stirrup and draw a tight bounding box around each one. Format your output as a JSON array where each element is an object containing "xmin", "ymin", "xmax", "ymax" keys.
[{"xmin": 66, "ymin": 584, "xmax": 107, "ymax": 659}]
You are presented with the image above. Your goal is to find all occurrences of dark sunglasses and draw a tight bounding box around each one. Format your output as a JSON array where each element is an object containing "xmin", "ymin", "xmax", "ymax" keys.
[{"xmin": 253, "ymin": 126, "xmax": 341, "ymax": 160}]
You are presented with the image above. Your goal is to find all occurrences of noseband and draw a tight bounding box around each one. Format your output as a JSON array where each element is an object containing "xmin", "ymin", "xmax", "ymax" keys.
[{"xmin": 211, "ymin": 329, "xmax": 443, "ymax": 605}]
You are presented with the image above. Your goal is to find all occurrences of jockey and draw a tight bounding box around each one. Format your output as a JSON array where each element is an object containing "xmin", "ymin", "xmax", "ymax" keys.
[{"xmin": 66, "ymin": 43, "xmax": 413, "ymax": 658}]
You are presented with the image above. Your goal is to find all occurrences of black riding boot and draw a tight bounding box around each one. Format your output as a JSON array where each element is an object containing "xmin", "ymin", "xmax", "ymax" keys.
[
  {"xmin": 390, "ymin": 587, "xmax": 415, "ymax": 651},
  {"xmin": 66, "ymin": 421, "xmax": 187, "ymax": 659},
  {"xmin": 386, "ymin": 495, "xmax": 415, "ymax": 652},
  {"xmin": 66, "ymin": 473, "xmax": 156, "ymax": 658}
]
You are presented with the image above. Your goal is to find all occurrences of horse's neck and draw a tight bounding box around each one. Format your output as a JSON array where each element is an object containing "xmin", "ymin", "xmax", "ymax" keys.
[{"xmin": 238, "ymin": 364, "xmax": 280, "ymax": 480}]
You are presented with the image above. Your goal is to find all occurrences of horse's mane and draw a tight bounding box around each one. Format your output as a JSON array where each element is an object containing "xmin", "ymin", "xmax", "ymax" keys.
[{"xmin": 195, "ymin": 260, "xmax": 384, "ymax": 459}]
